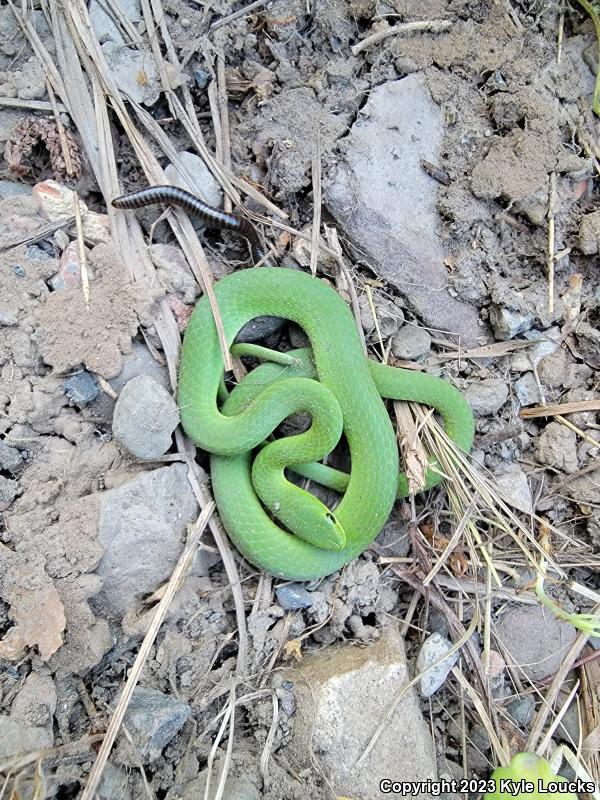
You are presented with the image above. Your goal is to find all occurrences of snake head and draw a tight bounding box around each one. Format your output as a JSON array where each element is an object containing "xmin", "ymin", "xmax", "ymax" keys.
[{"xmin": 313, "ymin": 511, "xmax": 346, "ymax": 552}]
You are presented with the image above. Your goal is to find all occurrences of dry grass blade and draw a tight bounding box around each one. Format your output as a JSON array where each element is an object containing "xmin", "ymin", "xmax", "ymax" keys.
[
  {"xmin": 430, "ymin": 338, "xmax": 540, "ymax": 362},
  {"xmin": 310, "ymin": 131, "xmax": 322, "ymax": 277},
  {"xmin": 452, "ymin": 666, "xmax": 509, "ymax": 766},
  {"xmin": 81, "ymin": 504, "xmax": 215, "ymax": 800},
  {"xmin": 521, "ymin": 399, "xmax": 600, "ymax": 418},
  {"xmin": 351, "ymin": 19, "xmax": 452, "ymax": 55}
]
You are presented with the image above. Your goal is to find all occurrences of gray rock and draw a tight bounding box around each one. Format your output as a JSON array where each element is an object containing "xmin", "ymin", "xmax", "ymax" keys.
[
  {"xmin": 0, "ymin": 180, "xmax": 30, "ymax": 198},
  {"xmin": 275, "ymin": 584, "xmax": 314, "ymax": 610},
  {"xmin": 495, "ymin": 605, "xmax": 577, "ymax": 681},
  {"xmin": 10, "ymin": 673, "xmax": 57, "ymax": 730},
  {"xmin": 0, "ymin": 715, "xmax": 52, "ymax": 759},
  {"xmin": 165, "ymin": 151, "xmax": 223, "ymax": 209},
  {"xmin": 101, "ymin": 41, "xmax": 180, "ymax": 106},
  {"xmin": 494, "ymin": 463, "xmax": 533, "ymax": 513},
  {"xmin": 97, "ymin": 763, "xmax": 131, "ymax": 800},
  {"xmin": 535, "ymin": 421, "xmax": 578, "ymax": 473},
  {"xmin": 556, "ymin": 699, "xmax": 581, "ymax": 746},
  {"xmin": 283, "ymin": 625, "xmax": 436, "ymax": 798},
  {"xmin": 90, "ymin": 0, "xmax": 141, "ymax": 44},
  {"xmin": 489, "ymin": 305, "xmax": 534, "ymax": 340},
  {"xmin": 325, "ymin": 75, "xmax": 483, "ymax": 346},
  {"xmin": 537, "ymin": 346, "xmax": 571, "ymax": 389},
  {"xmin": 0, "ymin": 310, "xmax": 18, "ymax": 326},
  {"xmin": 64, "ymin": 371, "xmax": 99, "ymax": 407},
  {"xmin": 113, "ymin": 375, "xmax": 179, "ymax": 460},
  {"xmin": 506, "ymin": 695, "xmax": 535, "ymax": 728},
  {"xmin": 236, "ymin": 315, "xmax": 286, "ymax": 343},
  {"xmin": 110, "ymin": 341, "xmax": 171, "ymax": 394},
  {"xmin": 579, "ymin": 209, "xmax": 600, "ymax": 255},
  {"xmin": 416, "ymin": 632, "xmax": 459, "ymax": 698},
  {"xmin": 391, "ymin": 325, "xmax": 431, "ymax": 361},
  {"xmin": 375, "ymin": 518, "xmax": 410, "ymax": 558},
  {"xmin": 119, "ymin": 687, "xmax": 191, "ymax": 764},
  {"xmin": 514, "ymin": 372, "xmax": 541, "ymax": 406},
  {"xmin": 167, "ymin": 772, "xmax": 261, "ymax": 800},
  {"xmin": 464, "ymin": 379, "xmax": 509, "ymax": 416},
  {"xmin": 0, "ymin": 440, "xmax": 22, "ymax": 472},
  {"xmin": 510, "ymin": 328, "xmax": 560, "ymax": 372},
  {"xmin": 96, "ymin": 464, "xmax": 199, "ymax": 618},
  {"xmin": 0, "ymin": 475, "xmax": 20, "ymax": 509}
]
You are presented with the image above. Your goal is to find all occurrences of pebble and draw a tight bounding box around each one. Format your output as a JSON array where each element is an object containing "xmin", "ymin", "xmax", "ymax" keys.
[
  {"xmin": 391, "ymin": 325, "xmax": 431, "ymax": 361},
  {"xmin": 165, "ymin": 151, "xmax": 223, "ymax": 209},
  {"xmin": 95, "ymin": 464, "xmax": 200, "ymax": 618},
  {"xmin": 10, "ymin": 672, "xmax": 57, "ymax": 730},
  {"xmin": 416, "ymin": 633, "xmax": 459, "ymax": 698},
  {"xmin": 578, "ymin": 209, "xmax": 600, "ymax": 254},
  {"xmin": 494, "ymin": 462, "xmax": 533, "ymax": 513},
  {"xmin": 26, "ymin": 243, "xmax": 54, "ymax": 261},
  {"xmin": 0, "ymin": 475, "xmax": 20, "ymax": 510},
  {"xmin": 0, "ymin": 440, "xmax": 23, "ymax": 472},
  {"xmin": 375, "ymin": 518, "xmax": 410, "ymax": 558},
  {"xmin": 275, "ymin": 584, "xmax": 314, "ymax": 610},
  {"xmin": 0, "ymin": 179, "xmax": 30, "ymax": 198},
  {"xmin": 50, "ymin": 241, "xmax": 81, "ymax": 290},
  {"xmin": 120, "ymin": 687, "xmax": 191, "ymax": 764},
  {"xmin": 64, "ymin": 371, "xmax": 99, "ymax": 407},
  {"xmin": 514, "ymin": 372, "xmax": 541, "ymax": 406},
  {"xmin": 0, "ymin": 310, "xmax": 18, "ymax": 326},
  {"xmin": 101, "ymin": 41, "xmax": 162, "ymax": 105},
  {"xmin": 495, "ymin": 605, "xmax": 577, "ymax": 681},
  {"xmin": 489, "ymin": 304, "xmax": 534, "ymax": 340},
  {"xmin": 506, "ymin": 695, "xmax": 535, "ymax": 728},
  {"xmin": 510, "ymin": 328, "xmax": 560, "ymax": 372},
  {"xmin": 537, "ymin": 346, "xmax": 571, "ymax": 389},
  {"xmin": 535, "ymin": 421, "xmax": 578, "ymax": 473},
  {"xmin": 109, "ymin": 341, "xmax": 170, "ymax": 394},
  {"xmin": 194, "ymin": 68, "xmax": 210, "ymax": 90},
  {"xmin": 236, "ymin": 315, "xmax": 286, "ymax": 343},
  {"xmin": 112, "ymin": 375, "xmax": 180, "ymax": 460},
  {"xmin": 97, "ymin": 763, "xmax": 131, "ymax": 800},
  {"xmin": 464, "ymin": 379, "xmax": 509, "ymax": 416},
  {"xmin": 0, "ymin": 715, "xmax": 52, "ymax": 758}
]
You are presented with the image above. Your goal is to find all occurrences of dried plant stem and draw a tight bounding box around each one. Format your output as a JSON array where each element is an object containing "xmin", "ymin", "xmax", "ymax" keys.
[{"xmin": 351, "ymin": 19, "xmax": 452, "ymax": 56}]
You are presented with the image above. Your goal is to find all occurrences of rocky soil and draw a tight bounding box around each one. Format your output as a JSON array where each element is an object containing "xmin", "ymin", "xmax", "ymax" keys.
[{"xmin": 0, "ymin": 1, "xmax": 599, "ymax": 798}]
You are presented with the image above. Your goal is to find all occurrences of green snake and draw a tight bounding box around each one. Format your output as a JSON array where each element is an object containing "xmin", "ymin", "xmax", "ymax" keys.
[{"xmin": 112, "ymin": 187, "xmax": 475, "ymax": 581}]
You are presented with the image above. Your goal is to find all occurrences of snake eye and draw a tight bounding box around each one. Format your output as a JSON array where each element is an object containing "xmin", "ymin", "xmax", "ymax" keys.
[{"xmin": 325, "ymin": 511, "xmax": 337, "ymax": 524}]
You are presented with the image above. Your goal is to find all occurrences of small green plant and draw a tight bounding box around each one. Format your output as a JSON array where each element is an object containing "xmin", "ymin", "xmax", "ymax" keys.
[
  {"xmin": 574, "ymin": 0, "xmax": 600, "ymax": 116},
  {"xmin": 484, "ymin": 753, "xmax": 577, "ymax": 800}
]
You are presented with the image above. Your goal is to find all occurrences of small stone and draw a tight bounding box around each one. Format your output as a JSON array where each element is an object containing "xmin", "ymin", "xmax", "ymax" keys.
[
  {"xmin": 10, "ymin": 673, "xmax": 57, "ymax": 729},
  {"xmin": 109, "ymin": 342, "xmax": 170, "ymax": 394},
  {"xmin": 50, "ymin": 241, "xmax": 81, "ymax": 290},
  {"xmin": 489, "ymin": 305, "xmax": 534, "ymax": 340},
  {"xmin": 64, "ymin": 371, "xmax": 99, "ymax": 407},
  {"xmin": 391, "ymin": 325, "xmax": 431, "ymax": 360},
  {"xmin": 556, "ymin": 700, "xmax": 581, "ymax": 745},
  {"xmin": 416, "ymin": 632, "xmax": 459, "ymax": 698},
  {"xmin": 97, "ymin": 763, "xmax": 131, "ymax": 800},
  {"xmin": 515, "ymin": 372, "xmax": 541, "ymax": 407},
  {"xmin": 0, "ymin": 311, "xmax": 18, "ymax": 326},
  {"xmin": 236, "ymin": 315, "xmax": 286, "ymax": 343},
  {"xmin": 0, "ymin": 180, "xmax": 30, "ymax": 198},
  {"xmin": 494, "ymin": 463, "xmax": 532, "ymax": 513},
  {"xmin": 101, "ymin": 41, "xmax": 168, "ymax": 105},
  {"xmin": 375, "ymin": 518, "xmax": 410, "ymax": 558},
  {"xmin": 578, "ymin": 210, "xmax": 600, "ymax": 255},
  {"xmin": 510, "ymin": 328, "xmax": 560, "ymax": 372},
  {"xmin": 464, "ymin": 379, "xmax": 509, "ymax": 416},
  {"xmin": 495, "ymin": 605, "xmax": 577, "ymax": 681},
  {"xmin": 113, "ymin": 375, "xmax": 179, "ymax": 460},
  {"xmin": 537, "ymin": 346, "xmax": 571, "ymax": 389},
  {"xmin": 26, "ymin": 243, "xmax": 54, "ymax": 261},
  {"xmin": 96, "ymin": 464, "xmax": 200, "ymax": 618},
  {"xmin": 119, "ymin": 687, "xmax": 191, "ymax": 764},
  {"xmin": 0, "ymin": 440, "xmax": 23, "ymax": 472},
  {"xmin": 0, "ymin": 715, "xmax": 52, "ymax": 758},
  {"xmin": 165, "ymin": 151, "xmax": 223, "ymax": 209},
  {"xmin": 275, "ymin": 584, "xmax": 314, "ymax": 610},
  {"xmin": 0, "ymin": 475, "xmax": 20, "ymax": 510},
  {"xmin": 194, "ymin": 68, "xmax": 210, "ymax": 90},
  {"xmin": 535, "ymin": 421, "xmax": 578, "ymax": 473},
  {"xmin": 168, "ymin": 772, "xmax": 261, "ymax": 800},
  {"xmin": 506, "ymin": 695, "xmax": 535, "ymax": 728}
]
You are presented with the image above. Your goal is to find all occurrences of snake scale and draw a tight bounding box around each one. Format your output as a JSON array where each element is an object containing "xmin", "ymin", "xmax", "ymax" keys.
[{"xmin": 113, "ymin": 186, "xmax": 475, "ymax": 580}]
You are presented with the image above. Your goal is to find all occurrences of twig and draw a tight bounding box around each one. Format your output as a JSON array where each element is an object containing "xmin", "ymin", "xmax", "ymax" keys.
[
  {"xmin": 72, "ymin": 193, "xmax": 89, "ymax": 307},
  {"xmin": 547, "ymin": 171, "xmax": 556, "ymax": 313},
  {"xmin": 210, "ymin": 0, "xmax": 271, "ymax": 30},
  {"xmin": 217, "ymin": 54, "xmax": 232, "ymax": 213},
  {"xmin": 452, "ymin": 666, "xmax": 510, "ymax": 766},
  {"xmin": 521, "ymin": 400, "xmax": 600, "ymax": 418},
  {"xmin": 80, "ymin": 504, "xmax": 215, "ymax": 800},
  {"xmin": 0, "ymin": 95, "xmax": 67, "ymax": 112},
  {"xmin": 46, "ymin": 78, "xmax": 75, "ymax": 176},
  {"xmin": 0, "ymin": 218, "xmax": 75, "ymax": 252},
  {"xmin": 351, "ymin": 19, "xmax": 452, "ymax": 56},
  {"xmin": 309, "ymin": 130, "xmax": 322, "ymax": 278}
]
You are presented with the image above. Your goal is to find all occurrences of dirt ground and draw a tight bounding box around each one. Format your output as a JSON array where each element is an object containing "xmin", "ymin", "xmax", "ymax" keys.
[{"xmin": 0, "ymin": 0, "xmax": 599, "ymax": 798}]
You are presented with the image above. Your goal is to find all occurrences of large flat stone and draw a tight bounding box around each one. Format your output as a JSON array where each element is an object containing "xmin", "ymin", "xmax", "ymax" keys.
[
  {"xmin": 283, "ymin": 624, "xmax": 436, "ymax": 799},
  {"xmin": 326, "ymin": 75, "xmax": 484, "ymax": 346}
]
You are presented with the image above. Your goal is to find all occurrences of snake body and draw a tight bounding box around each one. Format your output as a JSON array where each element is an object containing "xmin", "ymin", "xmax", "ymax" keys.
[{"xmin": 112, "ymin": 187, "xmax": 475, "ymax": 580}]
